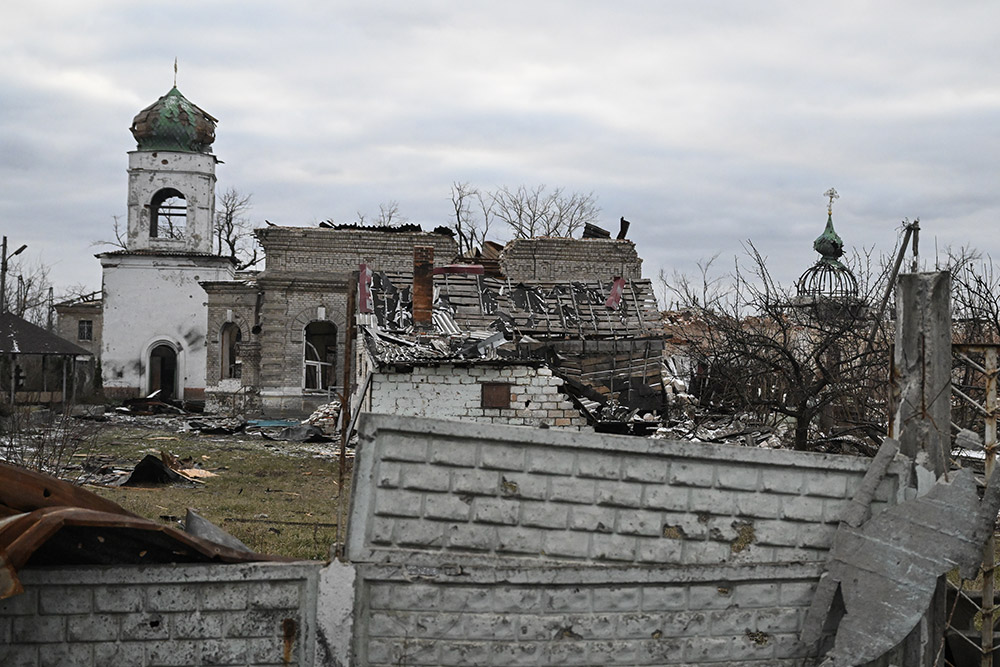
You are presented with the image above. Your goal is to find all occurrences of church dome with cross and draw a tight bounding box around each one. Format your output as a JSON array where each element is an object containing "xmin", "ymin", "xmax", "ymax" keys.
[
  {"xmin": 129, "ymin": 86, "xmax": 217, "ymax": 153},
  {"xmin": 796, "ymin": 188, "xmax": 859, "ymax": 300}
]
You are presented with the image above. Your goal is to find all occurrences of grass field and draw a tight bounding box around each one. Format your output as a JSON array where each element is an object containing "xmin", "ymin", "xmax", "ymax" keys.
[{"xmin": 69, "ymin": 419, "xmax": 350, "ymax": 561}]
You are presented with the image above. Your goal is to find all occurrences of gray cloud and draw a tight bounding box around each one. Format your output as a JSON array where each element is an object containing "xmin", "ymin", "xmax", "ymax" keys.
[{"xmin": 1, "ymin": 1, "xmax": 997, "ymax": 295}]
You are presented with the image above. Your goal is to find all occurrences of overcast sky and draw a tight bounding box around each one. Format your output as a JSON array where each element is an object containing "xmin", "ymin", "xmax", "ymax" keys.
[{"xmin": 2, "ymin": 1, "xmax": 998, "ymax": 302}]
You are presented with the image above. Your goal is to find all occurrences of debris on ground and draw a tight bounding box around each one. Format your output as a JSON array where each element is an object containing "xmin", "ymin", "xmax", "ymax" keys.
[
  {"xmin": 121, "ymin": 450, "xmax": 217, "ymax": 487},
  {"xmin": 262, "ymin": 424, "xmax": 332, "ymax": 443},
  {"xmin": 188, "ymin": 418, "xmax": 247, "ymax": 435}
]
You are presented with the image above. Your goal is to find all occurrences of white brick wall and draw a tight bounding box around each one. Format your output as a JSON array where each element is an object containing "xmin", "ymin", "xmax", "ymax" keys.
[{"xmin": 368, "ymin": 363, "xmax": 589, "ymax": 429}]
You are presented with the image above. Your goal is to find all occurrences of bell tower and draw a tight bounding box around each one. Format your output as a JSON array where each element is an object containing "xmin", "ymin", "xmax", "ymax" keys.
[
  {"xmin": 126, "ymin": 87, "xmax": 218, "ymax": 253},
  {"xmin": 98, "ymin": 81, "xmax": 234, "ymax": 402}
]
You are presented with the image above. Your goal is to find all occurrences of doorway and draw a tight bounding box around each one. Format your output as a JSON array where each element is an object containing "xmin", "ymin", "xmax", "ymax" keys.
[{"xmin": 149, "ymin": 344, "xmax": 178, "ymax": 399}]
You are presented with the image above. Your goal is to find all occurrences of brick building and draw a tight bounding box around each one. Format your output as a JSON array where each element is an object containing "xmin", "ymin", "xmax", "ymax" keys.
[
  {"xmin": 498, "ymin": 235, "xmax": 642, "ymax": 282},
  {"xmin": 201, "ymin": 226, "xmax": 458, "ymax": 416}
]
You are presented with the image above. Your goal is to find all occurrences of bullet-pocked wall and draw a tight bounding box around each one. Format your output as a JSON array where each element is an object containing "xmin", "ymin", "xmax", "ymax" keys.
[{"xmin": 347, "ymin": 414, "xmax": 907, "ymax": 666}]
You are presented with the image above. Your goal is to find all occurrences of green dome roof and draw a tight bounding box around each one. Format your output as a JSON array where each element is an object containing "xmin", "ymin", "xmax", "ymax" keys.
[
  {"xmin": 813, "ymin": 212, "xmax": 846, "ymax": 267},
  {"xmin": 130, "ymin": 87, "xmax": 217, "ymax": 153}
]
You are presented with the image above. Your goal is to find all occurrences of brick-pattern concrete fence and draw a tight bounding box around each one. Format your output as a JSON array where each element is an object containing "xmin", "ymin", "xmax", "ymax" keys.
[
  {"xmin": 1, "ymin": 415, "xmax": 908, "ymax": 665},
  {"xmin": 0, "ymin": 561, "xmax": 355, "ymax": 667},
  {"xmin": 347, "ymin": 415, "xmax": 908, "ymax": 665}
]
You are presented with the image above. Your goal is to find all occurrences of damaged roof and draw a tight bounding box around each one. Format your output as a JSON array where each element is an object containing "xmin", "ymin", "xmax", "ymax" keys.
[
  {"xmin": 360, "ymin": 323, "xmax": 512, "ymax": 368},
  {"xmin": 0, "ymin": 462, "xmax": 289, "ymax": 599},
  {"xmin": 360, "ymin": 272, "xmax": 664, "ymax": 408},
  {"xmin": 0, "ymin": 313, "xmax": 91, "ymax": 356},
  {"xmin": 365, "ymin": 272, "xmax": 661, "ymax": 340}
]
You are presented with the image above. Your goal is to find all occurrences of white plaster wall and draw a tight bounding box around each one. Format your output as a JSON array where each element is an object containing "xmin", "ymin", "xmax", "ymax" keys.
[
  {"xmin": 127, "ymin": 151, "xmax": 217, "ymax": 253},
  {"xmin": 100, "ymin": 254, "xmax": 233, "ymax": 398}
]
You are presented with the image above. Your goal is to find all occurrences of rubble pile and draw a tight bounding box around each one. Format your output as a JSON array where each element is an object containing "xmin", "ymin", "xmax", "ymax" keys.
[{"xmin": 302, "ymin": 400, "xmax": 341, "ymax": 435}]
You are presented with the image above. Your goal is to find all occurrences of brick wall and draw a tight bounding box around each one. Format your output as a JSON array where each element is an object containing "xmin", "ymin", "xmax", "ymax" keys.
[
  {"xmin": 347, "ymin": 414, "xmax": 907, "ymax": 665},
  {"xmin": 254, "ymin": 228, "xmax": 458, "ymax": 279},
  {"xmin": 366, "ymin": 363, "xmax": 589, "ymax": 429},
  {"xmin": 0, "ymin": 561, "xmax": 350, "ymax": 667},
  {"xmin": 499, "ymin": 237, "xmax": 642, "ymax": 282}
]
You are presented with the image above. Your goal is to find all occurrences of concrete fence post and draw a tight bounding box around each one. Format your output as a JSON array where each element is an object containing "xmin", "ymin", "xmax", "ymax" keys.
[
  {"xmin": 894, "ymin": 270, "xmax": 952, "ymax": 666},
  {"xmin": 895, "ymin": 271, "xmax": 952, "ymax": 477}
]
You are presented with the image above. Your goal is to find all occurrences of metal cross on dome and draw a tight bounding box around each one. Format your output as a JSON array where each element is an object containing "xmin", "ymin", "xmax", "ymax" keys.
[{"xmin": 824, "ymin": 188, "xmax": 840, "ymax": 216}]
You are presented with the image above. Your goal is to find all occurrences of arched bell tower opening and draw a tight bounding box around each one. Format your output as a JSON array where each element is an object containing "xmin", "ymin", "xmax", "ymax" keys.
[
  {"xmin": 150, "ymin": 188, "xmax": 187, "ymax": 239},
  {"xmin": 125, "ymin": 86, "xmax": 218, "ymax": 253}
]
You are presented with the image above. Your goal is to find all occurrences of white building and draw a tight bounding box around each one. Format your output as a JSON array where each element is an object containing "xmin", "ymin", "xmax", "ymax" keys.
[{"xmin": 97, "ymin": 87, "xmax": 234, "ymax": 401}]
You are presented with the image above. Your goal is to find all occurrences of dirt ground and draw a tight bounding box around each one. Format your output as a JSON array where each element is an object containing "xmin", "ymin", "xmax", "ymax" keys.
[{"xmin": 19, "ymin": 413, "xmax": 351, "ymax": 561}]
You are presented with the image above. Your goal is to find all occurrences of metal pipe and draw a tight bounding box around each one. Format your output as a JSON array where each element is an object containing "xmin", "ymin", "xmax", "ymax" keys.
[{"xmin": 865, "ymin": 222, "xmax": 917, "ymax": 354}]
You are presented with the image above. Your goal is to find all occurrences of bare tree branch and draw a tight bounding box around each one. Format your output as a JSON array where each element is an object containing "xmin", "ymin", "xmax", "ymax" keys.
[
  {"xmin": 663, "ymin": 244, "xmax": 891, "ymax": 451},
  {"xmin": 215, "ymin": 188, "xmax": 260, "ymax": 270}
]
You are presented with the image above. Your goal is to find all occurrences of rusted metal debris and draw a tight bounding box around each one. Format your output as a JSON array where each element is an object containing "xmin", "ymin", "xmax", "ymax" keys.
[{"xmin": 0, "ymin": 461, "xmax": 288, "ymax": 600}]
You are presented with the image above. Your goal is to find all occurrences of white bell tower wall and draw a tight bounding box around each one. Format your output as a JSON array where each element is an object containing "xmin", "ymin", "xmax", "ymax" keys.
[{"xmin": 126, "ymin": 150, "xmax": 217, "ymax": 253}]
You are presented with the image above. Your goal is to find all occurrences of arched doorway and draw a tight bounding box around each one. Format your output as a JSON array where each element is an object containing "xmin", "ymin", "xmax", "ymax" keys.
[
  {"xmin": 220, "ymin": 323, "xmax": 242, "ymax": 379},
  {"xmin": 303, "ymin": 321, "xmax": 337, "ymax": 391},
  {"xmin": 149, "ymin": 344, "xmax": 178, "ymax": 399}
]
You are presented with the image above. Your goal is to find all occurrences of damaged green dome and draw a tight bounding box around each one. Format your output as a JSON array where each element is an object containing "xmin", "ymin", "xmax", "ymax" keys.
[{"xmin": 130, "ymin": 87, "xmax": 217, "ymax": 153}]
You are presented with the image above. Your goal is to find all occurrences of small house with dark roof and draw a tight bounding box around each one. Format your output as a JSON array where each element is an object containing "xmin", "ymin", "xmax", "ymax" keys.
[{"xmin": 0, "ymin": 313, "xmax": 90, "ymax": 404}]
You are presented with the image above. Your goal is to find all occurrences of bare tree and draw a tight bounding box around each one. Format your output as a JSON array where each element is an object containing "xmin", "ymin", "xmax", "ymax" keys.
[
  {"xmin": 92, "ymin": 215, "xmax": 129, "ymax": 251},
  {"xmin": 215, "ymin": 188, "xmax": 261, "ymax": 270},
  {"xmin": 490, "ymin": 185, "xmax": 600, "ymax": 239},
  {"xmin": 4, "ymin": 257, "xmax": 54, "ymax": 327},
  {"xmin": 376, "ymin": 200, "xmax": 406, "ymax": 226},
  {"xmin": 946, "ymin": 247, "xmax": 1000, "ymax": 343},
  {"xmin": 667, "ymin": 243, "xmax": 891, "ymax": 452},
  {"xmin": 450, "ymin": 182, "xmax": 495, "ymax": 256},
  {"xmin": 355, "ymin": 201, "xmax": 409, "ymax": 227}
]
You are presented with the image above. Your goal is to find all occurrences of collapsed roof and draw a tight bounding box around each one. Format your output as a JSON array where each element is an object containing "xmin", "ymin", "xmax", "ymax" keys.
[{"xmin": 359, "ymin": 271, "xmax": 664, "ymax": 410}]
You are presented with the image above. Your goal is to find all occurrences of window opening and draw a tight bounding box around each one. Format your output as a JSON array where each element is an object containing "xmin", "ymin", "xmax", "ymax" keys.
[
  {"xmin": 78, "ymin": 320, "xmax": 93, "ymax": 341},
  {"xmin": 150, "ymin": 188, "xmax": 187, "ymax": 239},
  {"xmin": 220, "ymin": 323, "xmax": 242, "ymax": 379},
  {"xmin": 304, "ymin": 321, "xmax": 337, "ymax": 391}
]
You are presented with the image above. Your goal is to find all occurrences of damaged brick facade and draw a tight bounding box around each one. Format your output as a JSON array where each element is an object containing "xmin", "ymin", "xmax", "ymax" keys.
[
  {"xmin": 202, "ymin": 227, "xmax": 458, "ymax": 416},
  {"xmin": 499, "ymin": 237, "xmax": 642, "ymax": 282}
]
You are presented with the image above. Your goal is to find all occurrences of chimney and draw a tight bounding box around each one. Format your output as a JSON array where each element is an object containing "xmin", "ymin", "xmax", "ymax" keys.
[
  {"xmin": 617, "ymin": 216, "xmax": 630, "ymax": 240},
  {"xmin": 413, "ymin": 246, "xmax": 434, "ymax": 331}
]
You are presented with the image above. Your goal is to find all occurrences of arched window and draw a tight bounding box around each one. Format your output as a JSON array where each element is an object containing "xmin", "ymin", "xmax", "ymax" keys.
[
  {"xmin": 220, "ymin": 323, "xmax": 242, "ymax": 379},
  {"xmin": 150, "ymin": 188, "xmax": 187, "ymax": 239},
  {"xmin": 303, "ymin": 321, "xmax": 337, "ymax": 391}
]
